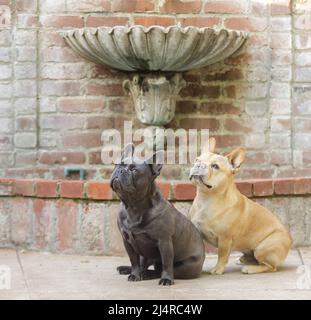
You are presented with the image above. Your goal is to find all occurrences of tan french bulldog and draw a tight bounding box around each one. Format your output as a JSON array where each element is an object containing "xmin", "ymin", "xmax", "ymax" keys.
[{"xmin": 188, "ymin": 137, "xmax": 292, "ymax": 275}]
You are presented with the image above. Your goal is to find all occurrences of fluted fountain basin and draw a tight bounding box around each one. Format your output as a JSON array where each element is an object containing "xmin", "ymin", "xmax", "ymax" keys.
[{"xmin": 61, "ymin": 25, "xmax": 247, "ymax": 72}]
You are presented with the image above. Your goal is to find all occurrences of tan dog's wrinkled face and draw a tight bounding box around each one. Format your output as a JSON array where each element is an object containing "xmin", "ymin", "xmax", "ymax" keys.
[{"xmin": 189, "ymin": 138, "xmax": 245, "ymax": 193}]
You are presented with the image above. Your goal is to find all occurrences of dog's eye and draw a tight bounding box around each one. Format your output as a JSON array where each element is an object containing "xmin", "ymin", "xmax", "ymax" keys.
[{"xmin": 211, "ymin": 163, "xmax": 219, "ymax": 170}]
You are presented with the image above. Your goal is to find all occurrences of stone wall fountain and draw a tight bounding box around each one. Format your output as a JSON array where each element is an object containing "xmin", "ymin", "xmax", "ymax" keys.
[{"xmin": 62, "ymin": 25, "xmax": 247, "ymax": 147}]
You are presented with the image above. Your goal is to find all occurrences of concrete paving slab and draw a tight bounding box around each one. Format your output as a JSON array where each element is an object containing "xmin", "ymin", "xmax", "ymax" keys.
[{"xmin": 0, "ymin": 248, "xmax": 310, "ymax": 300}]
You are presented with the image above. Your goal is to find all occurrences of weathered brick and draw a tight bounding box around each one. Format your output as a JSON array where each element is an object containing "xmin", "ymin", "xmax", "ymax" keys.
[
  {"xmin": 86, "ymin": 16, "xmax": 129, "ymax": 27},
  {"xmin": 66, "ymin": 0, "xmax": 111, "ymax": 12},
  {"xmin": 15, "ymin": 116, "xmax": 36, "ymax": 131},
  {"xmin": 205, "ymin": 0, "xmax": 248, "ymax": 13},
  {"xmin": 63, "ymin": 132, "xmax": 102, "ymax": 148},
  {"xmin": 36, "ymin": 180, "xmax": 58, "ymax": 198},
  {"xmin": 40, "ymin": 115, "xmax": 84, "ymax": 130},
  {"xmin": 174, "ymin": 182, "xmax": 196, "ymax": 200},
  {"xmin": 274, "ymin": 179, "xmax": 295, "ymax": 195},
  {"xmin": 16, "ymin": 0, "xmax": 37, "ymax": 12},
  {"xmin": 224, "ymin": 17, "xmax": 267, "ymax": 32},
  {"xmin": 57, "ymin": 98, "xmax": 104, "ymax": 113},
  {"xmin": 17, "ymin": 14, "xmax": 38, "ymax": 28},
  {"xmin": 253, "ymin": 180, "xmax": 274, "ymax": 197},
  {"xmin": 10, "ymin": 198, "xmax": 32, "ymax": 245},
  {"xmin": 179, "ymin": 17, "xmax": 220, "ymax": 28},
  {"xmin": 14, "ymin": 132, "xmax": 37, "ymax": 148},
  {"xmin": 134, "ymin": 16, "xmax": 176, "ymax": 27},
  {"xmin": 60, "ymin": 181, "xmax": 84, "ymax": 199},
  {"xmin": 86, "ymin": 182, "xmax": 112, "ymax": 200},
  {"xmin": 160, "ymin": 0, "xmax": 202, "ymax": 13},
  {"xmin": 56, "ymin": 199, "xmax": 77, "ymax": 252},
  {"xmin": 40, "ymin": 0, "xmax": 66, "ymax": 13},
  {"xmin": 39, "ymin": 151, "xmax": 86, "ymax": 165},
  {"xmin": 112, "ymin": 0, "xmax": 154, "ymax": 12},
  {"xmin": 236, "ymin": 181, "xmax": 253, "ymax": 197},
  {"xmin": 40, "ymin": 15, "xmax": 84, "ymax": 28},
  {"xmin": 86, "ymin": 83, "xmax": 124, "ymax": 97},
  {"xmin": 13, "ymin": 179, "xmax": 35, "ymax": 196}
]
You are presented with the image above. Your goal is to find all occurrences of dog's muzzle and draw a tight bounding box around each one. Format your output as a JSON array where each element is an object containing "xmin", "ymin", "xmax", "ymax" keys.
[{"xmin": 189, "ymin": 166, "xmax": 212, "ymax": 189}]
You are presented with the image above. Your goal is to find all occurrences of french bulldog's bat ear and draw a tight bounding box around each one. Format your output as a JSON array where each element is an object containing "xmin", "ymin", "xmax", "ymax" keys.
[
  {"xmin": 146, "ymin": 150, "xmax": 164, "ymax": 177},
  {"xmin": 226, "ymin": 147, "xmax": 245, "ymax": 173},
  {"xmin": 121, "ymin": 143, "xmax": 135, "ymax": 162},
  {"xmin": 202, "ymin": 137, "xmax": 216, "ymax": 154}
]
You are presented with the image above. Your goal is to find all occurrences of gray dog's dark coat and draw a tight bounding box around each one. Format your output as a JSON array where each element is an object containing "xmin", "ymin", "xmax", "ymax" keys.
[{"xmin": 110, "ymin": 144, "xmax": 205, "ymax": 285}]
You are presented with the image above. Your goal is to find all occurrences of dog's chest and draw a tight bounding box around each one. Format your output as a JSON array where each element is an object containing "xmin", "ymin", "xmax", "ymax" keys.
[
  {"xmin": 191, "ymin": 207, "xmax": 218, "ymax": 247},
  {"xmin": 121, "ymin": 227, "xmax": 159, "ymax": 257}
]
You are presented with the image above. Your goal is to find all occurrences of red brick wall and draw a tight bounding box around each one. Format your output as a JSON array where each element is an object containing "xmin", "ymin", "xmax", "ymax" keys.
[
  {"xmin": 0, "ymin": 0, "xmax": 310, "ymax": 181},
  {"xmin": 1, "ymin": 177, "xmax": 311, "ymax": 254}
]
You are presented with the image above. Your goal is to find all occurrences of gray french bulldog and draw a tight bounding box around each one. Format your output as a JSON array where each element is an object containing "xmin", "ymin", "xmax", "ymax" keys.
[{"xmin": 110, "ymin": 144, "xmax": 205, "ymax": 285}]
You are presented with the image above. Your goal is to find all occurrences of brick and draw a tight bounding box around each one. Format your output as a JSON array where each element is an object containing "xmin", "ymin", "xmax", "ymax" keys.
[
  {"xmin": 224, "ymin": 119, "xmax": 250, "ymax": 133},
  {"xmin": 60, "ymin": 181, "xmax": 84, "ymax": 199},
  {"xmin": 0, "ymin": 64, "xmax": 11, "ymax": 79},
  {"xmin": 15, "ymin": 62, "xmax": 36, "ymax": 79},
  {"xmin": 271, "ymin": 117, "xmax": 291, "ymax": 132},
  {"xmin": 88, "ymin": 151, "xmax": 102, "ymax": 165},
  {"xmin": 157, "ymin": 182, "xmax": 171, "ymax": 200},
  {"xmin": 214, "ymin": 135, "xmax": 243, "ymax": 149},
  {"xmin": 15, "ymin": 98, "xmax": 36, "ymax": 115},
  {"xmin": 205, "ymin": 0, "xmax": 248, "ymax": 13},
  {"xmin": 0, "ymin": 83, "xmax": 12, "ymax": 98},
  {"xmin": 108, "ymin": 203, "xmax": 126, "ymax": 256},
  {"xmin": 0, "ymin": 153, "xmax": 14, "ymax": 167},
  {"xmin": 271, "ymin": 33, "xmax": 291, "ymax": 49},
  {"xmin": 174, "ymin": 182, "xmax": 196, "ymax": 200},
  {"xmin": 224, "ymin": 17, "xmax": 267, "ymax": 32},
  {"xmin": 271, "ymin": 17, "xmax": 291, "ymax": 31},
  {"xmin": 295, "ymin": 34, "xmax": 311, "ymax": 50},
  {"xmin": 41, "ymin": 63, "xmax": 88, "ymax": 80},
  {"xmin": 295, "ymin": 68, "xmax": 311, "ymax": 82},
  {"xmin": 40, "ymin": 0, "xmax": 66, "ymax": 13},
  {"xmin": 270, "ymin": 99, "xmax": 291, "ymax": 115},
  {"xmin": 40, "ymin": 15, "xmax": 84, "ymax": 28},
  {"xmin": 15, "ymin": 116, "xmax": 36, "ymax": 131},
  {"xmin": 16, "ymin": 46, "xmax": 37, "ymax": 62},
  {"xmin": 39, "ymin": 151, "xmax": 86, "ymax": 165},
  {"xmin": 58, "ymin": 98, "xmax": 104, "ymax": 113},
  {"xmin": 274, "ymin": 179, "xmax": 295, "ymax": 195},
  {"xmin": 10, "ymin": 198, "xmax": 32, "ymax": 245},
  {"xmin": 236, "ymin": 181, "xmax": 252, "ymax": 197},
  {"xmin": 179, "ymin": 17, "xmax": 220, "ymax": 28},
  {"xmin": 271, "ymin": 50, "xmax": 292, "ymax": 66},
  {"xmin": 295, "ymin": 14, "xmax": 311, "ymax": 30},
  {"xmin": 134, "ymin": 16, "xmax": 176, "ymax": 27},
  {"xmin": 160, "ymin": 0, "xmax": 202, "ymax": 13},
  {"xmin": 86, "ymin": 182, "xmax": 112, "ymax": 200},
  {"xmin": 41, "ymin": 81, "xmax": 80, "ymax": 96},
  {"xmin": 14, "ymin": 133, "xmax": 37, "ymax": 148},
  {"xmin": 271, "ymin": 0, "xmax": 291, "ymax": 15},
  {"xmin": 271, "ymin": 150, "xmax": 291, "ymax": 166},
  {"xmin": 16, "ymin": 0, "xmax": 37, "ymax": 12},
  {"xmin": 13, "ymin": 179, "xmax": 35, "ymax": 196},
  {"xmin": 14, "ymin": 79, "xmax": 37, "ymax": 97},
  {"xmin": 41, "ymin": 47, "xmax": 81, "ymax": 63},
  {"xmin": 0, "ymin": 135, "xmax": 12, "ymax": 151},
  {"xmin": 0, "ymin": 47, "xmax": 11, "ymax": 62},
  {"xmin": 294, "ymin": 178, "xmax": 311, "ymax": 195},
  {"xmin": 36, "ymin": 180, "xmax": 58, "ymax": 198},
  {"xmin": 0, "ymin": 4, "xmax": 11, "ymax": 29},
  {"xmin": 56, "ymin": 199, "xmax": 77, "ymax": 252},
  {"xmin": 81, "ymin": 202, "xmax": 106, "ymax": 254},
  {"xmin": 17, "ymin": 14, "xmax": 38, "ymax": 28},
  {"xmin": 295, "ymin": 52, "xmax": 311, "ymax": 66},
  {"xmin": 15, "ymin": 151, "xmax": 38, "ymax": 166},
  {"xmin": 0, "ymin": 178, "xmax": 14, "ymax": 196},
  {"xmin": 86, "ymin": 83, "xmax": 124, "ymax": 97},
  {"xmin": 200, "ymin": 102, "xmax": 241, "ymax": 116},
  {"xmin": 33, "ymin": 199, "xmax": 53, "ymax": 249},
  {"xmin": 66, "ymin": 0, "xmax": 111, "ymax": 12},
  {"xmin": 179, "ymin": 118, "xmax": 219, "ymax": 131},
  {"xmin": 0, "ymin": 118, "xmax": 12, "ymax": 133},
  {"xmin": 63, "ymin": 132, "xmax": 102, "ymax": 148},
  {"xmin": 253, "ymin": 180, "xmax": 274, "ymax": 197},
  {"xmin": 294, "ymin": 133, "xmax": 311, "ymax": 150},
  {"xmin": 112, "ymin": 0, "xmax": 154, "ymax": 12},
  {"xmin": 15, "ymin": 30, "xmax": 36, "ymax": 45},
  {"xmin": 85, "ymin": 116, "xmax": 126, "ymax": 130},
  {"xmin": 40, "ymin": 115, "xmax": 84, "ymax": 130},
  {"xmin": 270, "ymin": 83, "xmax": 291, "ymax": 98},
  {"xmin": 86, "ymin": 16, "xmax": 129, "ymax": 27},
  {"xmin": 270, "ymin": 133, "xmax": 291, "ymax": 149},
  {"xmin": 0, "ymin": 199, "xmax": 10, "ymax": 244}
]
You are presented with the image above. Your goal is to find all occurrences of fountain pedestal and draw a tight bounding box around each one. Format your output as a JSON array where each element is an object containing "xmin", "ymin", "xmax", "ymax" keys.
[{"xmin": 62, "ymin": 25, "xmax": 247, "ymax": 128}]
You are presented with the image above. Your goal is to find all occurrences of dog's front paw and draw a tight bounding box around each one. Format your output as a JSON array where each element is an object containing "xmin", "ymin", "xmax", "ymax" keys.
[
  {"xmin": 209, "ymin": 265, "xmax": 225, "ymax": 275},
  {"xmin": 117, "ymin": 266, "xmax": 131, "ymax": 275},
  {"xmin": 159, "ymin": 278, "xmax": 174, "ymax": 286},
  {"xmin": 128, "ymin": 273, "xmax": 141, "ymax": 282}
]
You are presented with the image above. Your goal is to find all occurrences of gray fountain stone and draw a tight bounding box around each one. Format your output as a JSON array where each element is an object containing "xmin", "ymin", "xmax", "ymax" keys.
[{"xmin": 62, "ymin": 25, "xmax": 247, "ymax": 127}]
